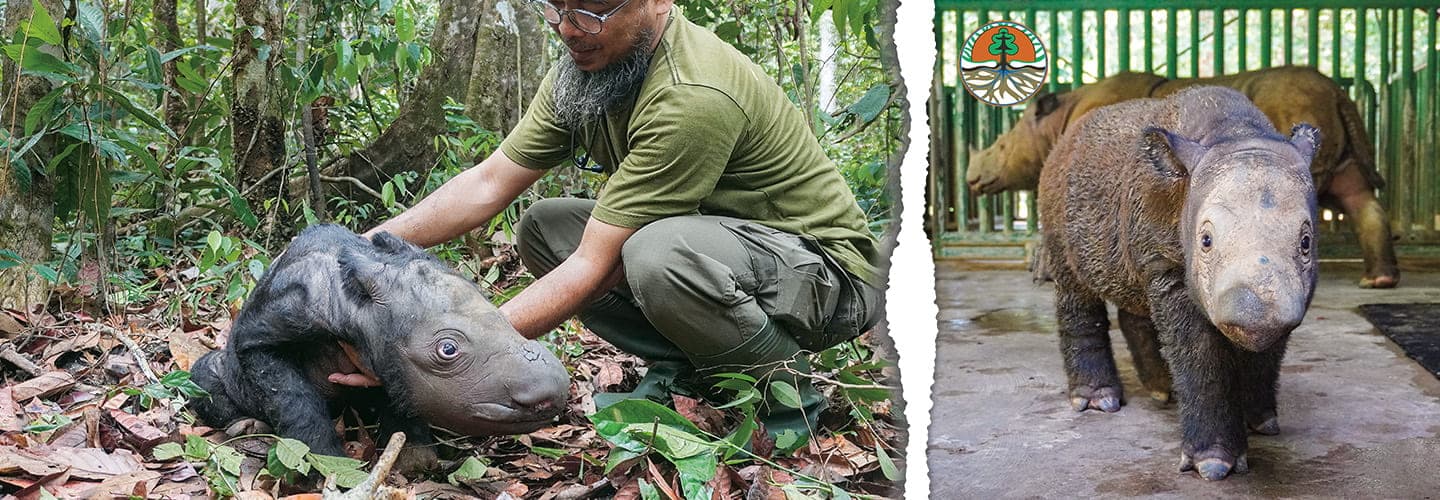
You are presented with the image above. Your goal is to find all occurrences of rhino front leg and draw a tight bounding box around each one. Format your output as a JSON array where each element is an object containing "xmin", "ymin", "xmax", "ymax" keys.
[
  {"xmin": 236, "ymin": 349, "xmax": 345, "ymax": 456},
  {"xmin": 1235, "ymin": 342, "xmax": 1288, "ymax": 436},
  {"xmin": 1118, "ymin": 310, "xmax": 1173, "ymax": 404},
  {"xmin": 1327, "ymin": 160, "xmax": 1399, "ymax": 288},
  {"xmin": 1054, "ymin": 279, "xmax": 1123, "ymax": 413},
  {"xmin": 1149, "ymin": 276, "xmax": 1248, "ymax": 481}
]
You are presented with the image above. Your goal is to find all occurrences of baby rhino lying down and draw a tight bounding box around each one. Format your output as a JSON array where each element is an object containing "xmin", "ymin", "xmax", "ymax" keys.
[{"xmin": 190, "ymin": 224, "xmax": 569, "ymax": 469}]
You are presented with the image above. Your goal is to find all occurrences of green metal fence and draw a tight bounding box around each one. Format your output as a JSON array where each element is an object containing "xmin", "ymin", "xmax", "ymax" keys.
[{"xmin": 929, "ymin": 1, "xmax": 1440, "ymax": 260}]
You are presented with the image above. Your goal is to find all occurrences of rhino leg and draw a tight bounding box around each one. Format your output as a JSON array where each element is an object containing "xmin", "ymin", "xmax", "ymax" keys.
[
  {"xmin": 377, "ymin": 407, "xmax": 438, "ymax": 474},
  {"xmin": 1326, "ymin": 160, "xmax": 1399, "ymax": 288},
  {"xmin": 1117, "ymin": 310, "xmax": 1173, "ymax": 404},
  {"xmin": 1053, "ymin": 265, "xmax": 1123, "ymax": 413},
  {"xmin": 1235, "ymin": 343, "xmax": 1287, "ymax": 436},
  {"xmin": 236, "ymin": 348, "xmax": 344, "ymax": 456},
  {"xmin": 1149, "ymin": 274, "xmax": 1247, "ymax": 481}
]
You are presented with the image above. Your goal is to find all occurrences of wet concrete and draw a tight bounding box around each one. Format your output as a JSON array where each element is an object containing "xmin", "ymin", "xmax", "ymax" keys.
[{"xmin": 928, "ymin": 260, "xmax": 1440, "ymax": 498}]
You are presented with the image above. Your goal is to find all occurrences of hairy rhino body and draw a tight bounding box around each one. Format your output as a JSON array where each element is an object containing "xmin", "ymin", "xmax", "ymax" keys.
[
  {"xmin": 1039, "ymin": 87, "xmax": 1320, "ymax": 481},
  {"xmin": 190, "ymin": 224, "xmax": 569, "ymax": 468},
  {"xmin": 968, "ymin": 66, "xmax": 1397, "ymax": 288}
]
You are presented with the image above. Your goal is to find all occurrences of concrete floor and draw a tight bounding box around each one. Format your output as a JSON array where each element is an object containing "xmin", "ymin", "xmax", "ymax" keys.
[{"xmin": 927, "ymin": 260, "xmax": 1440, "ymax": 498}]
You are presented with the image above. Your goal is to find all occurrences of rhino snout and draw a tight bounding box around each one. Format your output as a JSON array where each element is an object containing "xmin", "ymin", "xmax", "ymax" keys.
[
  {"xmin": 1211, "ymin": 284, "xmax": 1304, "ymax": 352},
  {"xmin": 504, "ymin": 341, "xmax": 569, "ymax": 416}
]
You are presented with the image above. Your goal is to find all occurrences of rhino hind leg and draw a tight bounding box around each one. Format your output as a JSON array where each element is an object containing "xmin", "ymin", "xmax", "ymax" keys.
[
  {"xmin": 1117, "ymin": 310, "xmax": 1173, "ymax": 404},
  {"xmin": 1325, "ymin": 160, "xmax": 1400, "ymax": 288},
  {"xmin": 189, "ymin": 350, "xmax": 247, "ymax": 427}
]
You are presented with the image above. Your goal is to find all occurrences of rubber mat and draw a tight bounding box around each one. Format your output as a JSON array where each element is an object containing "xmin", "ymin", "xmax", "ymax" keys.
[{"xmin": 1359, "ymin": 303, "xmax": 1440, "ymax": 379}]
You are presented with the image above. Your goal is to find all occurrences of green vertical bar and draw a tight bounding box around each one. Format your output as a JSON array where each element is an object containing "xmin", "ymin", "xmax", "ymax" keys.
[
  {"xmin": 1261, "ymin": 9, "xmax": 1272, "ymax": 68},
  {"xmin": 1380, "ymin": 9, "xmax": 1393, "ymax": 229},
  {"xmin": 1051, "ymin": 10, "xmax": 1060, "ymax": 91},
  {"xmin": 1166, "ymin": 8, "xmax": 1177, "ymax": 79},
  {"xmin": 1072, "ymin": 9, "xmax": 1083, "ymax": 88},
  {"xmin": 1424, "ymin": 9, "xmax": 1437, "ymax": 232},
  {"xmin": 1284, "ymin": 8, "xmax": 1293, "ymax": 65},
  {"xmin": 1214, "ymin": 9, "xmax": 1225, "ymax": 76},
  {"xmin": 1145, "ymin": 9, "xmax": 1154, "ymax": 73},
  {"xmin": 957, "ymin": 93, "xmax": 970, "ymax": 234},
  {"xmin": 1331, "ymin": 9, "xmax": 1341, "ymax": 78},
  {"xmin": 1402, "ymin": 7, "xmax": 1415, "ymax": 235},
  {"xmin": 1097, "ymin": 10, "xmax": 1107, "ymax": 78},
  {"xmin": 1190, "ymin": 10, "xmax": 1200, "ymax": 77},
  {"xmin": 1308, "ymin": 9, "xmax": 1319, "ymax": 68},
  {"xmin": 1357, "ymin": 8, "xmax": 1367, "ymax": 87},
  {"xmin": 1119, "ymin": 9, "xmax": 1131, "ymax": 72},
  {"xmin": 1238, "ymin": 10, "xmax": 1248, "ymax": 72}
]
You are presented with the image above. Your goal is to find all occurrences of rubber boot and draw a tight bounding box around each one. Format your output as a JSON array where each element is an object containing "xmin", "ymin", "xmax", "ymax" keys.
[
  {"xmin": 582, "ymin": 293, "xmax": 695, "ymax": 410},
  {"xmin": 693, "ymin": 319, "xmax": 827, "ymax": 451}
]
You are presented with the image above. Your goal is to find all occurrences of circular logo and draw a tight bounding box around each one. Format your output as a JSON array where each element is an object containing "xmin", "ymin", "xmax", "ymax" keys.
[{"xmin": 960, "ymin": 21, "xmax": 1048, "ymax": 107}]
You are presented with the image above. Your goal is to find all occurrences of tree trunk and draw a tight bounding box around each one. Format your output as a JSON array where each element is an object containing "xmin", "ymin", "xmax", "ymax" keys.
[
  {"xmin": 231, "ymin": 0, "xmax": 287, "ymax": 211},
  {"xmin": 195, "ymin": 0, "xmax": 208, "ymax": 45},
  {"xmin": 155, "ymin": 0, "xmax": 188, "ymax": 143},
  {"xmin": 343, "ymin": 0, "xmax": 483, "ymax": 190},
  {"xmin": 0, "ymin": 0, "xmax": 63, "ymax": 310},
  {"xmin": 465, "ymin": 0, "xmax": 549, "ymax": 133}
]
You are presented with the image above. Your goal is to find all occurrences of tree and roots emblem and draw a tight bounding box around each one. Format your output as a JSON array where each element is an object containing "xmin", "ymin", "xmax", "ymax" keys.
[{"xmin": 960, "ymin": 21, "xmax": 1048, "ymax": 106}]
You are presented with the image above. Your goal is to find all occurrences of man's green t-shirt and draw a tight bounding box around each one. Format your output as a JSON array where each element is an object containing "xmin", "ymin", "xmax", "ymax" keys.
[{"xmin": 499, "ymin": 11, "xmax": 882, "ymax": 287}]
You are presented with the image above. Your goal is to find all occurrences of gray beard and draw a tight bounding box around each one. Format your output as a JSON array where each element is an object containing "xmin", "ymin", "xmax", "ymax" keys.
[{"xmin": 551, "ymin": 28, "xmax": 657, "ymax": 130}]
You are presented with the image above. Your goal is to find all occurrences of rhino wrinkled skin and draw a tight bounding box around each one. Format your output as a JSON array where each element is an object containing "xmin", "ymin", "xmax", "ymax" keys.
[{"xmin": 1038, "ymin": 86, "xmax": 1320, "ymax": 481}]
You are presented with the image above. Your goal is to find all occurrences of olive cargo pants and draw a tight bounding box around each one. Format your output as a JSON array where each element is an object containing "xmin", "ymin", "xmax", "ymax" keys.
[{"xmin": 515, "ymin": 199, "xmax": 881, "ymax": 397}]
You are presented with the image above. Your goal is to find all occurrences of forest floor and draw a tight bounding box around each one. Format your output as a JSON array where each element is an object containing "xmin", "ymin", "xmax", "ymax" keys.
[{"xmin": 0, "ymin": 276, "xmax": 904, "ymax": 499}]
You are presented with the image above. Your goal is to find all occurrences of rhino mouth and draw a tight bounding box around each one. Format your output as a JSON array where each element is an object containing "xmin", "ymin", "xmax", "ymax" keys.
[
  {"xmin": 1216, "ymin": 324, "xmax": 1291, "ymax": 353},
  {"xmin": 440, "ymin": 402, "xmax": 561, "ymax": 435},
  {"xmin": 969, "ymin": 175, "xmax": 1003, "ymax": 194}
]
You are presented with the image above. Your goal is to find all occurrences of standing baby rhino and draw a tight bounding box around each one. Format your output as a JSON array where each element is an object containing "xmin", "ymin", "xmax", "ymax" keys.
[
  {"xmin": 1039, "ymin": 86, "xmax": 1319, "ymax": 480},
  {"xmin": 190, "ymin": 224, "xmax": 570, "ymax": 469}
]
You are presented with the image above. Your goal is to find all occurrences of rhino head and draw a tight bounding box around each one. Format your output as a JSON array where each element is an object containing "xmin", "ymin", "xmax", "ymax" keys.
[
  {"xmin": 1142, "ymin": 123, "xmax": 1321, "ymax": 352},
  {"xmin": 340, "ymin": 233, "xmax": 570, "ymax": 435}
]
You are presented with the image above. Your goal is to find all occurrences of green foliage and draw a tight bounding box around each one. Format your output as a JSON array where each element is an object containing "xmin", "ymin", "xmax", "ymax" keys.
[
  {"xmin": 154, "ymin": 435, "xmax": 369, "ymax": 495},
  {"xmin": 119, "ymin": 369, "xmax": 211, "ymax": 410}
]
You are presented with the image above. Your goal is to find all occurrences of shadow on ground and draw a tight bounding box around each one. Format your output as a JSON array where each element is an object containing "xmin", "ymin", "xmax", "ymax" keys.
[{"xmin": 927, "ymin": 259, "xmax": 1440, "ymax": 498}]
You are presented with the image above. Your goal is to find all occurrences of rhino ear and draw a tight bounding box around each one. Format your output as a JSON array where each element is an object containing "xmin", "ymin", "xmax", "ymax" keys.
[
  {"xmin": 338, "ymin": 248, "xmax": 386, "ymax": 304},
  {"xmin": 1141, "ymin": 127, "xmax": 1206, "ymax": 179},
  {"xmin": 1289, "ymin": 123, "xmax": 1321, "ymax": 165},
  {"xmin": 1031, "ymin": 92, "xmax": 1062, "ymax": 119}
]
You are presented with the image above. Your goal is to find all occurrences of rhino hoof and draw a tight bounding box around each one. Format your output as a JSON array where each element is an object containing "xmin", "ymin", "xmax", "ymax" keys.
[
  {"xmin": 1179, "ymin": 450, "xmax": 1242, "ymax": 481},
  {"xmin": 1197, "ymin": 459, "xmax": 1233, "ymax": 480},
  {"xmin": 1360, "ymin": 275, "xmax": 1398, "ymax": 289},
  {"xmin": 1069, "ymin": 386, "xmax": 1124, "ymax": 413},
  {"xmin": 1250, "ymin": 415, "xmax": 1280, "ymax": 435}
]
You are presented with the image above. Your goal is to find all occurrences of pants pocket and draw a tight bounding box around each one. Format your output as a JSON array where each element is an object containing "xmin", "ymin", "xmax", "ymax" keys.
[{"xmin": 718, "ymin": 221, "xmax": 847, "ymax": 350}]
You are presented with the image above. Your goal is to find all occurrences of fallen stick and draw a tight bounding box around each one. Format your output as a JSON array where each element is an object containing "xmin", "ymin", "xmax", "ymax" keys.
[
  {"xmin": 324, "ymin": 431, "xmax": 408, "ymax": 500},
  {"xmin": 0, "ymin": 343, "xmax": 42, "ymax": 376}
]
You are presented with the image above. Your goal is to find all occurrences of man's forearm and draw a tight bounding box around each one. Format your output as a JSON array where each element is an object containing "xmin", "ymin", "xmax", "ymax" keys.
[
  {"xmin": 500, "ymin": 256, "xmax": 624, "ymax": 338},
  {"xmin": 366, "ymin": 167, "xmax": 496, "ymax": 246}
]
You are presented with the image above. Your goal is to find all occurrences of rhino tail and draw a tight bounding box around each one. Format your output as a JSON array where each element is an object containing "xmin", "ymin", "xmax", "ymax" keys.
[{"xmin": 1336, "ymin": 90, "xmax": 1386, "ymax": 190}]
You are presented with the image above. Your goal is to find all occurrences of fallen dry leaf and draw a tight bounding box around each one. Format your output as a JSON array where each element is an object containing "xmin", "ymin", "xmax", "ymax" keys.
[
  {"xmin": 672, "ymin": 395, "xmax": 726, "ymax": 435},
  {"xmin": 592, "ymin": 360, "xmax": 625, "ymax": 391},
  {"xmin": 88, "ymin": 469, "xmax": 163, "ymax": 498},
  {"xmin": 235, "ymin": 491, "xmax": 276, "ymax": 500},
  {"xmin": 0, "ymin": 387, "xmax": 22, "ymax": 432},
  {"xmin": 109, "ymin": 409, "xmax": 170, "ymax": 448},
  {"xmin": 0, "ymin": 310, "xmax": 22, "ymax": 337},
  {"xmin": 169, "ymin": 328, "xmax": 213, "ymax": 371},
  {"xmin": 11, "ymin": 371, "xmax": 77, "ymax": 401}
]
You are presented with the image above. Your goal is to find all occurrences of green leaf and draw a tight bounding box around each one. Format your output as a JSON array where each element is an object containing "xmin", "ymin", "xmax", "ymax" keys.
[
  {"xmin": 845, "ymin": 84, "xmax": 891, "ymax": 124},
  {"xmin": 876, "ymin": 445, "xmax": 900, "ymax": 481},
  {"xmin": 638, "ymin": 478, "xmax": 661, "ymax": 500},
  {"xmin": 152, "ymin": 442, "xmax": 184, "ymax": 460},
  {"xmin": 531, "ymin": 446, "xmax": 564, "ymax": 459},
  {"xmin": 160, "ymin": 44, "xmax": 220, "ymax": 64},
  {"xmin": 23, "ymin": 0, "xmax": 63, "ymax": 45},
  {"xmin": 774, "ymin": 429, "xmax": 800, "ymax": 451},
  {"xmin": 307, "ymin": 453, "xmax": 366, "ymax": 476},
  {"xmin": 446, "ymin": 457, "xmax": 487, "ymax": 486},
  {"xmin": 604, "ymin": 448, "xmax": 641, "ymax": 474},
  {"xmin": 212, "ymin": 446, "xmax": 244, "ymax": 476},
  {"xmin": 99, "ymin": 87, "xmax": 177, "ymax": 139},
  {"xmin": 31, "ymin": 264, "xmax": 58, "ymax": 283},
  {"xmin": 395, "ymin": 7, "xmax": 416, "ymax": 42},
  {"xmin": 206, "ymin": 231, "xmax": 222, "ymax": 251},
  {"xmin": 274, "ymin": 438, "xmax": 310, "ymax": 470},
  {"xmin": 768, "ymin": 380, "xmax": 803, "ymax": 409},
  {"xmin": 674, "ymin": 454, "xmax": 717, "ymax": 500},
  {"xmin": 3, "ymin": 44, "xmax": 82, "ymax": 77},
  {"xmin": 74, "ymin": 3, "xmax": 105, "ymax": 45},
  {"xmin": 24, "ymin": 87, "xmax": 63, "ymax": 135},
  {"xmin": 0, "ymin": 250, "xmax": 22, "ymax": 271}
]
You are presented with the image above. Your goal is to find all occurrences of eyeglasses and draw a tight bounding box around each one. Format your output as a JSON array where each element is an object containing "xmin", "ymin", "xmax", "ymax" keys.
[{"xmin": 531, "ymin": 0, "xmax": 636, "ymax": 35}]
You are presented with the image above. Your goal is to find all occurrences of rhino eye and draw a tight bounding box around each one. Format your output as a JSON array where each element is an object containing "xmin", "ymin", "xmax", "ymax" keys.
[
  {"xmin": 1300, "ymin": 234, "xmax": 1312, "ymax": 254},
  {"xmin": 436, "ymin": 339, "xmax": 460, "ymax": 360},
  {"xmin": 1200, "ymin": 232, "xmax": 1213, "ymax": 251}
]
